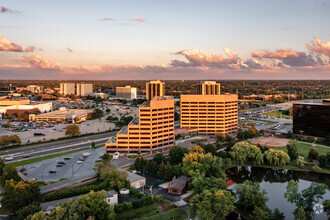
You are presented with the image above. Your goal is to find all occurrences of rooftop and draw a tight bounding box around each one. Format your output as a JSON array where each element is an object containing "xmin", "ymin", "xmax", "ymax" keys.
[
  {"xmin": 36, "ymin": 109, "xmax": 93, "ymax": 118},
  {"xmin": 168, "ymin": 176, "xmax": 189, "ymax": 191}
]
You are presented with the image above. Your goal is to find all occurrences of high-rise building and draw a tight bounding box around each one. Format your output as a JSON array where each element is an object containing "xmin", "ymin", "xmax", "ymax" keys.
[
  {"xmin": 197, "ymin": 81, "xmax": 221, "ymax": 95},
  {"xmin": 293, "ymin": 100, "xmax": 330, "ymax": 137},
  {"xmin": 146, "ymin": 80, "xmax": 165, "ymax": 100},
  {"xmin": 116, "ymin": 86, "xmax": 137, "ymax": 99},
  {"xmin": 26, "ymin": 85, "xmax": 43, "ymax": 93},
  {"xmin": 180, "ymin": 94, "xmax": 238, "ymax": 135},
  {"xmin": 105, "ymin": 96, "xmax": 175, "ymax": 155},
  {"xmin": 60, "ymin": 83, "xmax": 75, "ymax": 95},
  {"xmin": 76, "ymin": 83, "xmax": 93, "ymax": 96}
]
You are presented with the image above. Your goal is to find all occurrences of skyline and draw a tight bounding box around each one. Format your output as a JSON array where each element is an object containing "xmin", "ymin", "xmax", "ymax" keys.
[{"xmin": 0, "ymin": 0, "xmax": 329, "ymax": 80}]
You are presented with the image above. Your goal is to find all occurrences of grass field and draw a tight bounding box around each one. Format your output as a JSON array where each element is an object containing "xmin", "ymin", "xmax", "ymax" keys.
[
  {"xmin": 270, "ymin": 142, "xmax": 329, "ymax": 158},
  {"xmin": 263, "ymin": 110, "xmax": 292, "ymax": 119},
  {"xmin": 115, "ymin": 204, "xmax": 187, "ymax": 220},
  {"xmin": 191, "ymin": 139, "xmax": 207, "ymax": 144}
]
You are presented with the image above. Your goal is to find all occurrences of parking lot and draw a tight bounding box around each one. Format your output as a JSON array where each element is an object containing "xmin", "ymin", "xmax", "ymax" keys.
[{"xmin": 18, "ymin": 147, "xmax": 105, "ymax": 183}]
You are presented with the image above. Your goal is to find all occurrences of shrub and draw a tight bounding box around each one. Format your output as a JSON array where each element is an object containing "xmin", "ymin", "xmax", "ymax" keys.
[
  {"xmin": 129, "ymin": 187, "xmax": 143, "ymax": 198},
  {"xmin": 308, "ymin": 148, "xmax": 319, "ymax": 161},
  {"xmin": 317, "ymin": 155, "xmax": 327, "ymax": 168},
  {"xmin": 155, "ymin": 195, "xmax": 164, "ymax": 203}
]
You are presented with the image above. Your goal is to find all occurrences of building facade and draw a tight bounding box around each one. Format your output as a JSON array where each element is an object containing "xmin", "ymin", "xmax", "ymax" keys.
[
  {"xmin": 146, "ymin": 80, "xmax": 165, "ymax": 100},
  {"xmin": 76, "ymin": 83, "xmax": 93, "ymax": 96},
  {"xmin": 197, "ymin": 81, "xmax": 221, "ymax": 95},
  {"xmin": 26, "ymin": 85, "xmax": 43, "ymax": 93},
  {"xmin": 180, "ymin": 94, "xmax": 238, "ymax": 135},
  {"xmin": 60, "ymin": 83, "xmax": 75, "ymax": 95},
  {"xmin": 105, "ymin": 96, "xmax": 175, "ymax": 155},
  {"xmin": 116, "ymin": 86, "xmax": 137, "ymax": 99},
  {"xmin": 293, "ymin": 100, "xmax": 330, "ymax": 137}
]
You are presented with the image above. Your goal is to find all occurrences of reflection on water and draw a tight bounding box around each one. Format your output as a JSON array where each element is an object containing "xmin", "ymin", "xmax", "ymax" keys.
[{"xmin": 226, "ymin": 167, "xmax": 330, "ymax": 220}]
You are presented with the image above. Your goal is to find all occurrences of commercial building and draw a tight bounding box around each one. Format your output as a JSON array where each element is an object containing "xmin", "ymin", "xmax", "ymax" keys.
[
  {"xmin": 0, "ymin": 100, "xmax": 52, "ymax": 114},
  {"xmin": 26, "ymin": 85, "xmax": 43, "ymax": 93},
  {"xmin": 105, "ymin": 96, "xmax": 175, "ymax": 155},
  {"xmin": 197, "ymin": 81, "xmax": 221, "ymax": 95},
  {"xmin": 31, "ymin": 108, "xmax": 92, "ymax": 123},
  {"xmin": 146, "ymin": 80, "xmax": 165, "ymax": 100},
  {"xmin": 0, "ymin": 99, "xmax": 30, "ymax": 107},
  {"xmin": 76, "ymin": 83, "xmax": 93, "ymax": 96},
  {"xmin": 60, "ymin": 83, "xmax": 75, "ymax": 95},
  {"xmin": 116, "ymin": 86, "xmax": 137, "ymax": 99},
  {"xmin": 180, "ymin": 94, "xmax": 238, "ymax": 135},
  {"xmin": 293, "ymin": 100, "xmax": 330, "ymax": 137}
]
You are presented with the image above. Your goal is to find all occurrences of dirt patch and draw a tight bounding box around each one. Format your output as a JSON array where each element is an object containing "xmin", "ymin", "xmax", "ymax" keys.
[{"xmin": 250, "ymin": 137, "xmax": 288, "ymax": 147}]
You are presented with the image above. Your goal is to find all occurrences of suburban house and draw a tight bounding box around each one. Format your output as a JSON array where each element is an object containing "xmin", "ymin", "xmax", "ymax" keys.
[
  {"xmin": 41, "ymin": 190, "xmax": 118, "ymax": 213},
  {"xmin": 168, "ymin": 176, "xmax": 189, "ymax": 195}
]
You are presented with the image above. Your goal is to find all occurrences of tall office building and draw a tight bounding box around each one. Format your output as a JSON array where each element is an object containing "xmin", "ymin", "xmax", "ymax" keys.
[
  {"xmin": 116, "ymin": 86, "xmax": 137, "ymax": 99},
  {"xmin": 146, "ymin": 80, "xmax": 165, "ymax": 100},
  {"xmin": 293, "ymin": 100, "xmax": 330, "ymax": 137},
  {"xmin": 105, "ymin": 96, "xmax": 175, "ymax": 155},
  {"xmin": 180, "ymin": 94, "xmax": 238, "ymax": 135},
  {"xmin": 76, "ymin": 83, "xmax": 93, "ymax": 96},
  {"xmin": 197, "ymin": 81, "xmax": 221, "ymax": 95},
  {"xmin": 60, "ymin": 83, "xmax": 75, "ymax": 95}
]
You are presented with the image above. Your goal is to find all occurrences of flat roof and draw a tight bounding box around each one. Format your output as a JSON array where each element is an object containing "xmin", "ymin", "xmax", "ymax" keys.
[
  {"xmin": 36, "ymin": 109, "xmax": 93, "ymax": 118},
  {"xmin": 294, "ymin": 102, "xmax": 330, "ymax": 106}
]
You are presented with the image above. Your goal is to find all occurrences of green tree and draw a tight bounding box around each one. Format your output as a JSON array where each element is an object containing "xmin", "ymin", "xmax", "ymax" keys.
[
  {"xmin": 216, "ymin": 133, "xmax": 226, "ymax": 142},
  {"xmin": 286, "ymin": 139, "xmax": 299, "ymax": 160},
  {"xmin": 91, "ymin": 108, "xmax": 104, "ymax": 119},
  {"xmin": 234, "ymin": 180, "xmax": 268, "ymax": 211},
  {"xmin": 250, "ymin": 207, "xmax": 270, "ymax": 220},
  {"xmin": 65, "ymin": 124, "xmax": 81, "ymax": 137},
  {"xmin": 264, "ymin": 149, "xmax": 290, "ymax": 167},
  {"xmin": 91, "ymin": 141, "xmax": 96, "ymax": 148},
  {"xmin": 323, "ymin": 199, "xmax": 330, "ymax": 217},
  {"xmin": 163, "ymin": 162, "xmax": 173, "ymax": 180},
  {"xmin": 16, "ymin": 202, "xmax": 41, "ymax": 220},
  {"xmin": 0, "ymin": 157, "xmax": 5, "ymax": 176},
  {"xmin": 0, "ymin": 164, "xmax": 21, "ymax": 186},
  {"xmin": 271, "ymin": 208, "xmax": 285, "ymax": 220},
  {"xmin": 153, "ymin": 153, "xmax": 166, "ymax": 164},
  {"xmin": 191, "ymin": 176, "xmax": 226, "ymax": 194},
  {"xmin": 295, "ymin": 206, "xmax": 307, "ymax": 220},
  {"xmin": 189, "ymin": 189, "xmax": 235, "ymax": 220},
  {"xmin": 1, "ymin": 180, "xmax": 41, "ymax": 213},
  {"xmin": 296, "ymin": 156, "xmax": 306, "ymax": 168},
  {"xmin": 169, "ymin": 145, "xmax": 189, "ymax": 164},
  {"xmin": 102, "ymin": 153, "xmax": 112, "ymax": 162},
  {"xmin": 284, "ymin": 180, "xmax": 327, "ymax": 218},
  {"xmin": 230, "ymin": 142, "xmax": 263, "ymax": 165},
  {"xmin": 204, "ymin": 144, "xmax": 217, "ymax": 155},
  {"xmin": 308, "ymin": 147, "xmax": 319, "ymax": 161},
  {"xmin": 287, "ymin": 130, "xmax": 294, "ymax": 139},
  {"xmin": 317, "ymin": 155, "xmax": 327, "ymax": 168}
]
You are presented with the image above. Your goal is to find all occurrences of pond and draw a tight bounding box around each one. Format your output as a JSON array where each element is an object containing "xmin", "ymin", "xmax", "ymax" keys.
[{"xmin": 226, "ymin": 166, "xmax": 330, "ymax": 220}]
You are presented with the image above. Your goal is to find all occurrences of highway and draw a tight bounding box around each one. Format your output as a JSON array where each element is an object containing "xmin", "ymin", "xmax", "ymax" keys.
[{"xmin": 1, "ymin": 132, "xmax": 115, "ymax": 163}]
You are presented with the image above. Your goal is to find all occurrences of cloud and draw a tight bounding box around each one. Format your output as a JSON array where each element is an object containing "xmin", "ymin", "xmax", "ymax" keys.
[
  {"xmin": 22, "ymin": 55, "xmax": 60, "ymax": 70},
  {"xmin": 129, "ymin": 18, "xmax": 144, "ymax": 22},
  {"xmin": 102, "ymin": 17, "xmax": 115, "ymax": 21},
  {"xmin": 252, "ymin": 48, "xmax": 306, "ymax": 59},
  {"xmin": 67, "ymin": 47, "xmax": 73, "ymax": 53},
  {"xmin": 25, "ymin": 46, "xmax": 36, "ymax": 52},
  {"xmin": 306, "ymin": 37, "xmax": 330, "ymax": 57},
  {"xmin": 1, "ymin": 6, "xmax": 21, "ymax": 13},
  {"xmin": 0, "ymin": 36, "xmax": 23, "ymax": 52},
  {"xmin": 172, "ymin": 48, "xmax": 239, "ymax": 68}
]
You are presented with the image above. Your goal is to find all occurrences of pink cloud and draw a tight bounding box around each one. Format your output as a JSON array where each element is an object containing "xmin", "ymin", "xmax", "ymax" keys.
[
  {"xmin": 67, "ymin": 47, "xmax": 73, "ymax": 53},
  {"xmin": 0, "ymin": 36, "xmax": 23, "ymax": 52},
  {"xmin": 1, "ymin": 6, "xmax": 21, "ymax": 14},
  {"xmin": 251, "ymin": 48, "xmax": 305, "ymax": 59},
  {"xmin": 102, "ymin": 17, "xmax": 114, "ymax": 21},
  {"xmin": 22, "ymin": 55, "xmax": 60, "ymax": 70},
  {"xmin": 306, "ymin": 37, "xmax": 330, "ymax": 57},
  {"xmin": 25, "ymin": 46, "xmax": 36, "ymax": 52},
  {"xmin": 129, "ymin": 18, "xmax": 144, "ymax": 22}
]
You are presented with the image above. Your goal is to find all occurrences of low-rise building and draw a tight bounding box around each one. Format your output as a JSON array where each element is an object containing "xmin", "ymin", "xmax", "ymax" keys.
[
  {"xmin": 125, "ymin": 170, "xmax": 146, "ymax": 189},
  {"xmin": 32, "ymin": 108, "xmax": 92, "ymax": 123},
  {"xmin": 168, "ymin": 176, "xmax": 189, "ymax": 195},
  {"xmin": 116, "ymin": 86, "xmax": 137, "ymax": 99},
  {"xmin": 27, "ymin": 85, "xmax": 43, "ymax": 93}
]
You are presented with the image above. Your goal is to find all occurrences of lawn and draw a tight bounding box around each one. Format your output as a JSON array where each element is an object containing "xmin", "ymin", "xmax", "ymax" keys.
[
  {"xmin": 263, "ymin": 110, "xmax": 292, "ymax": 119},
  {"xmin": 191, "ymin": 139, "xmax": 207, "ymax": 144},
  {"xmin": 270, "ymin": 142, "xmax": 330, "ymax": 158},
  {"xmin": 145, "ymin": 207, "xmax": 187, "ymax": 220}
]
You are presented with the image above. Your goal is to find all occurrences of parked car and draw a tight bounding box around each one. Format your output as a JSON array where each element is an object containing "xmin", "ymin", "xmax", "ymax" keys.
[
  {"xmin": 5, "ymin": 157, "xmax": 13, "ymax": 161},
  {"xmin": 76, "ymin": 160, "xmax": 83, "ymax": 164},
  {"xmin": 82, "ymin": 152, "xmax": 90, "ymax": 157},
  {"xmin": 57, "ymin": 161, "xmax": 66, "ymax": 165},
  {"xmin": 113, "ymin": 152, "xmax": 120, "ymax": 159},
  {"xmin": 49, "ymin": 170, "xmax": 56, "ymax": 174},
  {"xmin": 64, "ymin": 157, "xmax": 71, "ymax": 160},
  {"xmin": 34, "ymin": 132, "xmax": 45, "ymax": 136},
  {"xmin": 56, "ymin": 164, "xmax": 63, "ymax": 167},
  {"xmin": 23, "ymin": 155, "xmax": 31, "ymax": 158}
]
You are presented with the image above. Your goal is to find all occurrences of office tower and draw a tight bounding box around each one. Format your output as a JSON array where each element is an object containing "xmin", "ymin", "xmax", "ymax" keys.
[
  {"xmin": 180, "ymin": 94, "xmax": 238, "ymax": 135},
  {"xmin": 146, "ymin": 80, "xmax": 165, "ymax": 100},
  {"xmin": 197, "ymin": 81, "xmax": 221, "ymax": 95},
  {"xmin": 60, "ymin": 83, "xmax": 75, "ymax": 95},
  {"xmin": 105, "ymin": 96, "xmax": 175, "ymax": 154},
  {"xmin": 76, "ymin": 83, "xmax": 93, "ymax": 96},
  {"xmin": 116, "ymin": 86, "xmax": 137, "ymax": 99},
  {"xmin": 293, "ymin": 100, "xmax": 330, "ymax": 137}
]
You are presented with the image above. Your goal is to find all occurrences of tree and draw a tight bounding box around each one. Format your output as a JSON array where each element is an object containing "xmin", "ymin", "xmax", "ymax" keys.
[
  {"xmin": 91, "ymin": 141, "xmax": 96, "ymax": 148},
  {"xmin": 191, "ymin": 176, "xmax": 226, "ymax": 194},
  {"xmin": 189, "ymin": 189, "xmax": 235, "ymax": 220},
  {"xmin": 16, "ymin": 202, "xmax": 41, "ymax": 220},
  {"xmin": 234, "ymin": 180, "xmax": 268, "ymax": 211},
  {"xmin": 271, "ymin": 208, "xmax": 285, "ymax": 220},
  {"xmin": 317, "ymin": 155, "xmax": 327, "ymax": 168},
  {"xmin": 163, "ymin": 162, "xmax": 173, "ymax": 180},
  {"xmin": 65, "ymin": 124, "xmax": 81, "ymax": 136},
  {"xmin": 229, "ymin": 142, "xmax": 263, "ymax": 165},
  {"xmin": 308, "ymin": 147, "xmax": 319, "ymax": 161},
  {"xmin": 250, "ymin": 207, "xmax": 270, "ymax": 220},
  {"xmin": 153, "ymin": 153, "xmax": 166, "ymax": 164},
  {"xmin": 216, "ymin": 133, "xmax": 226, "ymax": 142},
  {"xmin": 323, "ymin": 199, "xmax": 330, "ymax": 217},
  {"xmin": 286, "ymin": 139, "xmax": 299, "ymax": 160},
  {"xmin": 91, "ymin": 108, "xmax": 104, "ymax": 119},
  {"xmin": 102, "ymin": 153, "xmax": 111, "ymax": 162},
  {"xmin": 1, "ymin": 180, "xmax": 41, "ymax": 213},
  {"xmin": 204, "ymin": 144, "xmax": 217, "ymax": 155},
  {"xmin": 296, "ymin": 156, "xmax": 306, "ymax": 168},
  {"xmin": 169, "ymin": 145, "xmax": 189, "ymax": 164},
  {"xmin": 0, "ymin": 157, "xmax": 5, "ymax": 176},
  {"xmin": 247, "ymin": 126, "xmax": 259, "ymax": 138},
  {"xmin": 0, "ymin": 164, "xmax": 21, "ymax": 186},
  {"xmin": 294, "ymin": 206, "xmax": 307, "ymax": 220},
  {"xmin": 284, "ymin": 180, "xmax": 327, "ymax": 218},
  {"xmin": 287, "ymin": 130, "xmax": 294, "ymax": 139},
  {"xmin": 264, "ymin": 149, "xmax": 290, "ymax": 167}
]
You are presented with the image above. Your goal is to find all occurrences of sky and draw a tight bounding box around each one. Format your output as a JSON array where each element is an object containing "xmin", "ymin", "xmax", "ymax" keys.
[{"xmin": 0, "ymin": 0, "xmax": 329, "ymax": 80}]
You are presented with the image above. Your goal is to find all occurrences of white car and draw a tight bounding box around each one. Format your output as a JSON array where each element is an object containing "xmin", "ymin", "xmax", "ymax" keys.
[
  {"xmin": 113, "ymin": 152, "xmax": 120, "ymax": 159},
  {"xmin": 82, "ymin": 152, "xmax": 91, "ymax": 157},
  {"xmin": 5, "ymin": 157, "xmax": 13, "ymax": 161},
  {"xmin": 76, "ymin": 160, "xmax": 83, "ymax": 164}
]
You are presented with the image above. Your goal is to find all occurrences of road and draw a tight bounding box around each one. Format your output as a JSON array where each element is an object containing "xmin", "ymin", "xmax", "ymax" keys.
[{"xmin": 1, "ymin": 132, "xmax": 115, "ymax": 163}]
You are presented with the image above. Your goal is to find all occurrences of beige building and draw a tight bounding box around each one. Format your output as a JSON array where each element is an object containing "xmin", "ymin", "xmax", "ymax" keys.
[
  {"xmin": 146, "ymin": 80, "xmax": 165, "ymax": 100},
  {"xmin": 76, "ymin": 83, "xmax": 93, "ymax": 96},
  {"xmin": 197, "ymin": 81, "xmax": 221, "ymax": 95},
  {"xmin": 105, "ymin": 96, "xmax": 175, "ymax": 155},
  {"xmin": 0, "ymin": 99, "xmax": 30, "ymax": 107},
  {"xmin": 26, "ymin": 85, "xmax": 43, "ymax": 93},
  {"xmin": 32, "ymin": 108, "xmax": 92, "ymax": 123},
  {"xmin": 116, "ymin": 86, "xmax": 137, "ymax": 99},
  {"xmin": 180, "ymin": 94, "xmax": 238, "ymax": 135},
  {"xmin": 60, "ymin": 83, "xmax": 76, "ymax": 95}
]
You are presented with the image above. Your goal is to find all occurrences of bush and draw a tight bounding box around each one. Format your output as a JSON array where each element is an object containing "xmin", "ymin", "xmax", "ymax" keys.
[
  {"xmin": 217, "ymin": 151, "xmax": 228, "ymax": 158},
  {"xmin": 115, "ymin": 202, "xmax": 133, "ymax": 213},
  {"xmin": 223, "ymin": 158, "xmax": 232, "ymax": 167},
  {"xmin": 155, "ymin": 195, "xmax": 164, "ymax": 203},
  {"xmin": 131, "ymin": 195, "xmax": 154, "ymax": 209},
  {"xmin": 318, "ymin": 155, "xmax": 328, "ymax": 168},
  {"xmin": 308, "ymin": 148, "xmax": 319, "ymax": 161},
  {"xmin": 129, "ymin": 187, "xmax": 143, "ymax": 198},
  {"xmin": 16, "ymin": 202, "xmax": 41, "ymax": 220}
]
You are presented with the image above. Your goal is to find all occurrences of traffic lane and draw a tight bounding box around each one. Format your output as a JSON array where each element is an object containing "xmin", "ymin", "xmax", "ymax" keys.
[{"xmin": 0, "ymin": 132, "xmax": 112, "ymax": 157}]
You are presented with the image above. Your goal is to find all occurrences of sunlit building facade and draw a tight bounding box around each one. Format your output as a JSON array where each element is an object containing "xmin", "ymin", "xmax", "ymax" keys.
[
  {"xmin": 76, "ymin": 83, "xmax": 93, "ymax": 96},
  {"xmin": 146, "ymin": 80, "xmax": 165, "ymax": 100},
  {"xmin": 197, "ymin": 81, "xmax": 221, "ymax": 95},
  {"xmin": 116, "ymin": 86, "xmax": 137, "ymax": 99},
  {"xmin": 60, "ymin": 83, "xmax": 75, "ymax": 95}
]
